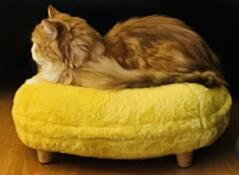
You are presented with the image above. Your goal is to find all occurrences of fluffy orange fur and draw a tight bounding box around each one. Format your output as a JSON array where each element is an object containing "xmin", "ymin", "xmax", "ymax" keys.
[{"xmin": 27, "ymin": 5, "xmax": 225, "ymax": 89}]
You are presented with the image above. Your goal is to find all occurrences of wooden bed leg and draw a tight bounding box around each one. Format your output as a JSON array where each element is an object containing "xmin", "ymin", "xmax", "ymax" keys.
[
  {"xmin": 176, "ymin": 151, "xmax": 193, "ymax": 168},
  {"xmin": 37, "ymin": 150, "xmax": 53, "ymax": 164}
]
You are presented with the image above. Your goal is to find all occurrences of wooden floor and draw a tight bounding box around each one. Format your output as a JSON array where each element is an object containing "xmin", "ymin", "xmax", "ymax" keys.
[{"xmin": 0, "ymin": 90, "xmax": 239, "ymax": 175}]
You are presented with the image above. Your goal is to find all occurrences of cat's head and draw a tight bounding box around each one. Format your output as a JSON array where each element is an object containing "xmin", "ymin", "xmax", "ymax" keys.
[{"xmin": 31, "ymin": 5, "xmax": 103, "ymax": 68}]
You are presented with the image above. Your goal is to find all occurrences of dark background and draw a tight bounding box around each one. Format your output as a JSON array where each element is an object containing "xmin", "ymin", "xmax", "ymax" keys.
[{"xmin": 0, "ymin": 0, "xmax": 238, "ymax": 94}]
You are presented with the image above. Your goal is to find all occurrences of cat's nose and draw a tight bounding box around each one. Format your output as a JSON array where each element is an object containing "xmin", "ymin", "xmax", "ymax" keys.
[
  {"xmin": 31, "ymin": 44, "xmax": 40, "ymax": 63},
  {"xmin": 31, "ymin": 43, "xmax": 37, "ymax": 53}
]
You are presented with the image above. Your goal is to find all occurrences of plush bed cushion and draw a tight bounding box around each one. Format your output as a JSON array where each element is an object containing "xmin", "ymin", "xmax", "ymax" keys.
[{"xmin": 12, "ymin": 82, "xmax": 231, "ymax": 159}]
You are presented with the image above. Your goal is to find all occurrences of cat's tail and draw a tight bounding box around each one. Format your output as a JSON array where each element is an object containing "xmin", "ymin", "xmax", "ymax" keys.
[{"xmin": 80, "ymin": 59, "xmax": 226, "ymax": 89}]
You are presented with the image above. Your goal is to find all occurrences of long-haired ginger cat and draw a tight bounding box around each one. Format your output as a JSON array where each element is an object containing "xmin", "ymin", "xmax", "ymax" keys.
[{"xmin": 27, "ymin": 5, "xmax": 225, "ymax": 89}]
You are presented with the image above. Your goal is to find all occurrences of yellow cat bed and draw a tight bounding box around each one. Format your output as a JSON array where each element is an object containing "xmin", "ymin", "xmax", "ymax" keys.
[{"xmin": 12, "ymin": 82, "xmax": 231, "ymax": 167}]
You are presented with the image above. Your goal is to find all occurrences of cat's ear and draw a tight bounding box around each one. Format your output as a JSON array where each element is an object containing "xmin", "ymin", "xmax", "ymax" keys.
[
  {"xmin": 41, "ymin": 20, "xmax": 58, "ymax": 39},
  {"xmin": 48, "ymin": 5, "xmax": 61, "ymax": 18}
]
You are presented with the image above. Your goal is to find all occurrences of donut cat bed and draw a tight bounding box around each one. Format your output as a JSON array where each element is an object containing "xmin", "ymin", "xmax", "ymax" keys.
[{"xmin": 12, "ymin": 82, "xmax": 231, "ymax": 167}]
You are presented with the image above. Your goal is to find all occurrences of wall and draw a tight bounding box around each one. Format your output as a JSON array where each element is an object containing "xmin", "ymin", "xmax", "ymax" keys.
[{"xmin": 0, "ymin": 0, "xmax": 238, "ymax": 94}]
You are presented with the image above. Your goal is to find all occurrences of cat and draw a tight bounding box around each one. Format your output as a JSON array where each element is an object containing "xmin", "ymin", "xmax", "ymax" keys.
[{"xmin": 27, "ymin": 5, "xmax": 226, "ymax": 89}]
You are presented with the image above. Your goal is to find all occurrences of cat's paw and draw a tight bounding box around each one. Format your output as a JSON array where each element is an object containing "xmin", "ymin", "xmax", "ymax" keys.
[{"xmin": 25, "ymin": 78, "xmax": 39, "ymax": 84}]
